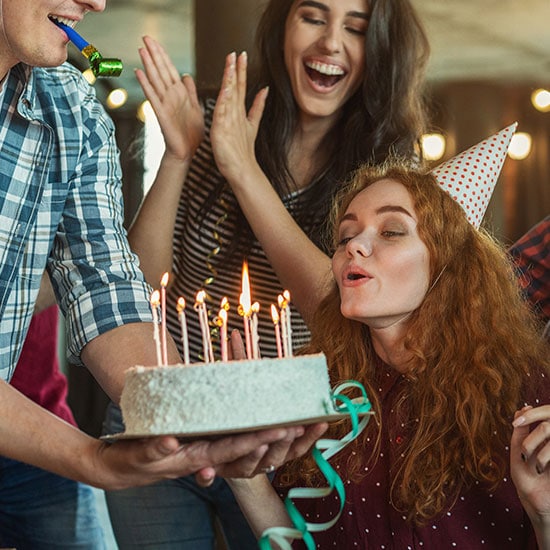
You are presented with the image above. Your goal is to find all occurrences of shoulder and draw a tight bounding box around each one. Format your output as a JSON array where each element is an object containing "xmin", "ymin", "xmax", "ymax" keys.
[
  {"xmin": 509, "ymin": 216, "xmax": 550, "ymax": 259},
  {"xmin": 30, "ymin": 64, "xmax": 114, "ymax": 136},
  {"xmin": 521, "ymin": 362, "xmax": 550, "ymax": 406},
  {"xmin": 31, "ymin": 63, "xmax": 99, "ymax": 107}
]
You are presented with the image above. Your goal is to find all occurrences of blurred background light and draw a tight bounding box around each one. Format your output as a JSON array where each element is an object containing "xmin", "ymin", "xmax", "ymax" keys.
[
  {"xmin": 507, "ymin": 132, "xmax": 532, "ymax": 160},
  {"xmin": 421, "ymin": 133, "xmax": 446, "ymax": 161},
  {"xmin": 106, "ymin": 88, "xmax": 128, "ymax": 109},
  {"xmin": 531, "ymin": 88, "xmax": 550, "ymax": 112}
]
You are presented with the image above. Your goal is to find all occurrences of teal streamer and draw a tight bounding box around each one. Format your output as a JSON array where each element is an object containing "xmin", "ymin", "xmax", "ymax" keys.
[{"xmin": 259, "ymin": 380, "xmax": 372, "ymax": 549}]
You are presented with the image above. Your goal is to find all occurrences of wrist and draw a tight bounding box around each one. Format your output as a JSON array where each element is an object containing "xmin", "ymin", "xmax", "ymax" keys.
[
  {"xmin": 162, "ymin": 149, "xmax": 193, "ymax": 166},
  {"xmin": 227, "ymin": 474, "xmax": 269, "ymax": 492},
  {"xmin": 521, "ymin": 501, "xmax": 550, "ymax": 549},
  {"xmin": 224, "ymin": 162, "xmax": 266, "ymax": 193},
  {"xmin": 56, "ymin": 433, "xmax": 106, "ymax": 488}
]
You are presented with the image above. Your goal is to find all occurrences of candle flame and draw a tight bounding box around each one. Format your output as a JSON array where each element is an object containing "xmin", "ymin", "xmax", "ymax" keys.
[
  {"xmin": 278, "ymin": 290, "xmax": 291, "ymax": 308},
  {"xmin": 214, "ymin": 307, "xmax": 228, "ymax": 327},
  {"xmin": 177, "ymin": 296, "xmax": 186, "ymax": 313},
  {"xmin": 194, "ymin": 289, "xmax": 206, "ymax": 309},
  {"xmin": 150, "ymin": 289, "xmax": 160, "ymax": 306},
  {"xmin": 220, "ymin": 297, "xmax": 230, "ymax": 311},
  {"xmin": 251, "ymin": 301, "xmax": 260, "ymax": 314},
  {"xmin": 271, "ymin": 304, "xmax": 279, "ymax": 324},
  {"xmin": 160, "ymin": 272, "xmax": 169, "ymax": 287},
  {"xmin": 240, "ymin": 261, "xmax": 252, "ymax": 315}
]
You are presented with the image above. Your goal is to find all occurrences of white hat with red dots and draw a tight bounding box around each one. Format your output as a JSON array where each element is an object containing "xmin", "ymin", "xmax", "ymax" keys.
[{"xmin": 431, "ymin": 122, "xmax": 518, "ymax": 228}]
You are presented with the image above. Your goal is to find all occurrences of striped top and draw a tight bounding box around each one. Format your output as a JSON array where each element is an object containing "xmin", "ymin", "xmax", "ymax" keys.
[{"xmin": 166, "ymin": 99, "xmax": 324, "ymax": 361}]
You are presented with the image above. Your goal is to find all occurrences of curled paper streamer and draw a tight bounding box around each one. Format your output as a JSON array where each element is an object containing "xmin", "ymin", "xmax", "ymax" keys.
[
  {"xmin": 204, "ymin": 197, "xmax": 229, "ymax": 289},
  {"xmin": 200, "ymin": 197, "xmax": 229, "ymax": 355},
  {"xmin": 259, "ymin": 381, "xmax": 372, "ymax": 550}
]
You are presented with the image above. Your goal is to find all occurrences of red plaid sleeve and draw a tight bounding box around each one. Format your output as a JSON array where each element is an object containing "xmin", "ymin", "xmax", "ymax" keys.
[{"xmin": 509, "ymin": 216, "xmax": 550, "ymax": 323}]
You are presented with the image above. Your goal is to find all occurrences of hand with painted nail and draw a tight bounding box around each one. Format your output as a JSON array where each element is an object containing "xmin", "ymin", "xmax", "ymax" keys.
[
  {"xmin": 511, "ymin": 405, "xmax": 550, "ymax": 548},
  {"xmin": 210, "ymin": 51, "xmax": 269, "ymax": 186}
]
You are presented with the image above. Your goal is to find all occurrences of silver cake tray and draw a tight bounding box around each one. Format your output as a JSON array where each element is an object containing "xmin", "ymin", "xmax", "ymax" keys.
[{"xmin": 101, "ymin": 411, "xmax": 373, "ymax": 442}]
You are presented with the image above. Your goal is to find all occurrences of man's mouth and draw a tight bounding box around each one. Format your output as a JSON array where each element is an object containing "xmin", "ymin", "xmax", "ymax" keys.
[
  {"xmin": 305, "ymin": 60, "xmax": 345, "ymax": 88},
  {"xmin": 48, "ymin": 15, "xmax": 77, "ymax": 29}
]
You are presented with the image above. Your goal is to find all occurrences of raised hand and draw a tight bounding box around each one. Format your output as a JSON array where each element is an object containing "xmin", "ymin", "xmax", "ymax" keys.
[
  {"xmin": 210, "ymin": 51, "xmax": 269, "ymax": 185},
  {"xmin": 511, "ymin": 405, "xmax": 550, "ymax": 546},
  {"xmin": 136, "ymin": 36, "xmax": 204, "ymax": 162}
]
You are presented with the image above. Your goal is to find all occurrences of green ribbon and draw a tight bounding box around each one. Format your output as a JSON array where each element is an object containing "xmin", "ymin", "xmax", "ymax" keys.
[{"xmin": 259, "ymin": 380, "xmax": 372, "ymax": 549}]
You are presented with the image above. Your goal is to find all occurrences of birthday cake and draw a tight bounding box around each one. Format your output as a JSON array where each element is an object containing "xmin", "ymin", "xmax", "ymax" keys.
[{"xmin": 119, "ymin": 353, "xmax": 335, "ymax": 436}]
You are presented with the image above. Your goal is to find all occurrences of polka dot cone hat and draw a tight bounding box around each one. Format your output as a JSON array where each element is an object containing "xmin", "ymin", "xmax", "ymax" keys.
[{"xmin": 430, "ymin": 122, "xmax": 518, "ymax": 228}]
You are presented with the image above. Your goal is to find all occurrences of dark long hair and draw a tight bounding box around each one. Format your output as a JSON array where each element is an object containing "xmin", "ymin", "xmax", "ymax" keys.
[{"xmin": 203, "ymin": 0, "xmax": 430, "ymax": 256}]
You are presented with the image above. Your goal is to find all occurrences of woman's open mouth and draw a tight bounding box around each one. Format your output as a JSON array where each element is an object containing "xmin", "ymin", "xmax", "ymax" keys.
[{"xmin": 305, "ymin": 60, "xmax": 346, "ymax": 88}]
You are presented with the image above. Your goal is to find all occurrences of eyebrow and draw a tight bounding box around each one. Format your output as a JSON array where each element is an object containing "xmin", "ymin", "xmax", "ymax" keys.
[
  {"xmin": 340, "ymin": 205, "xmax": 414, "ymax": 223},
  {"xmin": 297, "ymin": 1, "xmax": 370, "ymax": 21}
]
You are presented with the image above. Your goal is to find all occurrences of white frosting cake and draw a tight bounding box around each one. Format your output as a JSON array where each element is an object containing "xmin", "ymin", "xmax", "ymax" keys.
[{"xmin": 119, "ymin": 353, "xmax": 334, "ymax": 436}]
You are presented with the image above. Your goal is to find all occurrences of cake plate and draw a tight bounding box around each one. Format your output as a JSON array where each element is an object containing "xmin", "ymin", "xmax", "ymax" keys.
[{"xmin": 101, "ymin": 411, "xmax": 373, "ymax": 442}]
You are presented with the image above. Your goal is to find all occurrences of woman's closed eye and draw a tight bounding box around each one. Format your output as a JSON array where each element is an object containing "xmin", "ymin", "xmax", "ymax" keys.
[
  {"xmin": 301, "ymin": 17, "xmax": 367, "ymax": 36},
  {"xmin": 301, "ymin": 14, "xmax": 326, "ymax": 26},
  {"xmin": 343, "ymin": 20, "xmax": 368, "ymax": 36},
  {"xmin": 345, "ymin": 26, "xmax": 366, "ymax": 36},
  {"xmin": 337, "ymin": 235, "xmax": 353, "ymax": 247},
  {"xmin": 381, "ymin": 230, "xmax": 406, "ymax": 238}
]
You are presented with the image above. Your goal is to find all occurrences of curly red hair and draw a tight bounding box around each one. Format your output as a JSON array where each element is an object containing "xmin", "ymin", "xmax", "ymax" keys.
[{"xmin": 281, "ymin": 159, "xmax": 549, "ymax": 524}]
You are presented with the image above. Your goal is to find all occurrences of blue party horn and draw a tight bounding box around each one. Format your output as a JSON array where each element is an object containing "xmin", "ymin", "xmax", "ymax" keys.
[{"xmin": 53, "ymin": 20, "xmax": 123, "ymax": 77}]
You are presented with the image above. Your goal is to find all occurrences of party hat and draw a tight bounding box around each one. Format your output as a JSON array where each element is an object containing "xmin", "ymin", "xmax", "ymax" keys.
[{"xmin": 431, "ymin": 122, "xmax": 517, "ymax": 228}]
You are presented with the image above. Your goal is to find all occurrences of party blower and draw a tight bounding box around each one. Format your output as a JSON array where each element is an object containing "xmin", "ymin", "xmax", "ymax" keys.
[{"xmin": 53, "ymin": 20, "xmax": 123, "ymax": 78}]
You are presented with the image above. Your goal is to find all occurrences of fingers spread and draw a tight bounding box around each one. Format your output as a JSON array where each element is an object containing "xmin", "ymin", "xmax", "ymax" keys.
[{"xmin": 248, "ymin": 86, "xmax": 269, "ymax": 130}]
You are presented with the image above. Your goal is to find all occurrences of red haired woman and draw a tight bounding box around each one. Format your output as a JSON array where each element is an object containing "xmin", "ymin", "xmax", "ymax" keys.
[{"xmin": 229, "ymin": 160, "xmax": 550, "ymax": 549}]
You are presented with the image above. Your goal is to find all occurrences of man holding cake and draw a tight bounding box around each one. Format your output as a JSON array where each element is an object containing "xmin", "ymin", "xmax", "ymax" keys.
[{"xmin": 0, "ymin": 0, "xmax": 324, "ymax": 499}]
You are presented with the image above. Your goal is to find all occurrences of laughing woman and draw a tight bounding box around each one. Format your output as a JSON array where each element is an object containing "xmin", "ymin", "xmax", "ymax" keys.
[{"xmin": 104, "ymin": 0, "xmax": 430, "ymax": 548}]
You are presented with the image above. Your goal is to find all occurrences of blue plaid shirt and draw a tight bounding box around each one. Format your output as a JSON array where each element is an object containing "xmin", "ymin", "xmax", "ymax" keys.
[{"xmin": 0, "ymin": 62, "xmax": 152, "ymax": 381}]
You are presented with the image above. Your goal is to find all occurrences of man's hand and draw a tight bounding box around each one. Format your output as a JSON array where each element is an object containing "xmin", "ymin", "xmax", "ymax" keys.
[{"xmin": 89, "ymin": 427, "xmax": 302, "ymax": 490}]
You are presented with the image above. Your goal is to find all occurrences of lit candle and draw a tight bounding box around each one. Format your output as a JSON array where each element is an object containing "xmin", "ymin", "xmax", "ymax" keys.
[
  {"xmin": 239, "ymin": 261, "xmax": 253, "ymax": 360},
  {"xmin": 251, "ymin": 301, "xmax": 260, "ymax": 359},
  {"xmin": 176, "ymin": 297, "xmax": 190, "ymax": 365},
  {"xmin": 278, "ymin": 294, "xmax": 288, "ymax": 358},
  {"xmin": 215, "ymin": 297, "xmax": 230, "ymax": 362},
  {"xmin": 194, "ymin": 290, "xmax": 214, "ymax": 363},
  {"xmin": 283, "ymin": 289, "xmax": 293, "ymax": 357},
  {"xmin": 160, "ymin": 272, "xmax": 169, "ymax": 366},
  {"xmin": 216, "ymin": 308, "xmax": 228, "ymax": 362},
  {"xmin": 270, "ymin": 304, "xmax": 283, "ymax": 359},
  {"xmin": 150, "ymin": 290, "xmax": 162, "ymax": 365}
]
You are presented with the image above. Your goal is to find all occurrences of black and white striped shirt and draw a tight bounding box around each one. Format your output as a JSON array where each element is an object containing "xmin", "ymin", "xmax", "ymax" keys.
[{"xmin": 166, "ymin": 99, "xmax": 321, "ymax": 361}]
